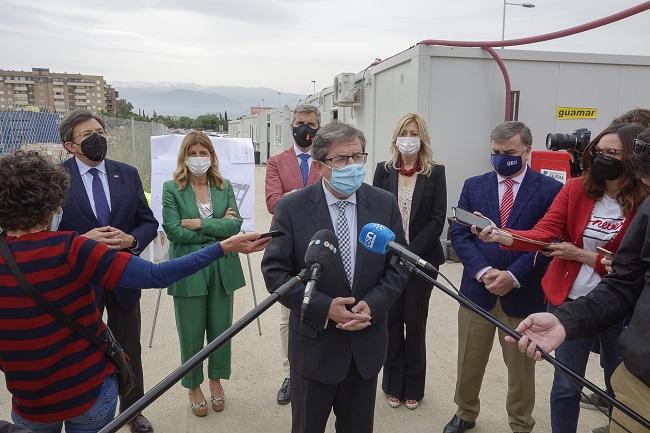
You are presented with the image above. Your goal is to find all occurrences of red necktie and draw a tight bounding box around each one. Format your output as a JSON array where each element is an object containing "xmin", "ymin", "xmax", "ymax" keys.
[{"xmin": 500, "ymin": 178, "xmax": 514, "ymax": 228}]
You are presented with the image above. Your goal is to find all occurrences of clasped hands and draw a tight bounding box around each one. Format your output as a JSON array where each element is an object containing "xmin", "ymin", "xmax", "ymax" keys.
[
  {"xmin": 84, "ymin": 226, "xmax": 135, "ymax": 250},
  {"xmin": 481, "ymin": 268, "xmax": 514, "ymax": 296},
  {"xmin": 328, "ymin": 297, "xmax": 372, "ymax": 332}
]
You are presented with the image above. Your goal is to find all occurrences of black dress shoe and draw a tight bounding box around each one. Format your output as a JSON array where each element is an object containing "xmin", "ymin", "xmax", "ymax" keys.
[
  {"xmin": 129, "ymin": 414, "xmax": 153, "ymax": 433},
  {"xmin": 277, "ymin": 377, "xmax": 291, "ymax": 405},
  {"xmin": 443, "ymin": 415, "xmax": 475, "ymax": 433}
]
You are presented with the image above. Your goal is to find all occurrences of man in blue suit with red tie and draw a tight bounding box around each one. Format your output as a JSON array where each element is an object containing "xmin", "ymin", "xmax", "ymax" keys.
[
  {"xmin": 58, "ymin": 109, "xmax": 158, "ymax": 433},
  {"xmin": 446, "ymin": 121, "xmax": 562, "ymax": 433}
]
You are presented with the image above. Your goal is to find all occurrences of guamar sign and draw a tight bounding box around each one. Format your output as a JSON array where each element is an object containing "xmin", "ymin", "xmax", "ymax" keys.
[{"xmin": 556, "ymin": 106, "xmax": 598, "ymax": 119}]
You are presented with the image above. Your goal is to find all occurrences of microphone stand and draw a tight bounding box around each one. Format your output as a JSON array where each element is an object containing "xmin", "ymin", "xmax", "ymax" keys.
[
  {"xmin": 99, "ymin": 269, "xmax": 308, "ymax": 433},
  {"xmin": 401, "ymin": 260, "xmax": 650, "ymax": 430}
]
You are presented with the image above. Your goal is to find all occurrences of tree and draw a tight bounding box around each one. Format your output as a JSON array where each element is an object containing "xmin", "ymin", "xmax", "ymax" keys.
[{"xmin": 116, "ymin": 99, "xmax": 135, "ymax": 118}]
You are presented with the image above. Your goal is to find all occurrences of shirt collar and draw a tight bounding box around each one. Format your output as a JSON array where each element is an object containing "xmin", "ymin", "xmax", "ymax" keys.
[
  {"xmin": 322, "ymin": 179, "xmax": 357, "ymax": 206},
  {"xmin": 497, "ymin": 163, "xmax": 528, "ymax": 184},
  {"xmin": 294, "ymin": 144, "xmax": 312, "ymax": 157},
  {"xmin": 75, "ymin": 157, "xmax": 107, "ymax": 176}
]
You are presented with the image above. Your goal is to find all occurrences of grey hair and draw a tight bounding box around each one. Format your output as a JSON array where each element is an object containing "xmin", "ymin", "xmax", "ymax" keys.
[
  {"xmin": 59, "ymin": 109, "xmax": 106, "ymax": 144},
  {"xmin": 291, "ymin": 104, "xmax": 321, "ymax": 126},
  {"xmin": 312, "ymin": 122, "xmax": 366, "ymax": 162},
  {"xmin": 490, "ymin": 121, "xmax": 532, "ymax": 147}
]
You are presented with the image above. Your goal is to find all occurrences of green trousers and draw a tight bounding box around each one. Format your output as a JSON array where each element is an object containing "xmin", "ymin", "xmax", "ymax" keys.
[{"xmin": 173, "ymin": 285, "xmax": 233, "ymax": 389}]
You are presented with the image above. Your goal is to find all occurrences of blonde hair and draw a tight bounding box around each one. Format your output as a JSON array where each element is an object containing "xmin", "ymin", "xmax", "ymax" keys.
[
  {"xmin": 385, "ymin": 113, "xmax": 435, "ymax": 176},
  {"xmin": 173, "ymin": 131, "xmax": 224, "ymax": 190}
]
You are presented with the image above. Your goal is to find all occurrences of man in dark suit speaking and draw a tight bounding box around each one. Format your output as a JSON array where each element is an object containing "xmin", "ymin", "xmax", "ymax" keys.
[
  {"xmin": 262, "ymin": 122, "xmax": 409, "ymax": 433},
  {"xmin": 58, "ymin": 109, "xmax": 159, "ymax": 433}
]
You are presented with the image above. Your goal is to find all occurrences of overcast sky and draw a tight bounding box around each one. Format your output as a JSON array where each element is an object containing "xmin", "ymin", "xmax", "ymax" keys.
[{"xmin": 1, "ymin": 0, "xmax": 649, "ymax": 94}]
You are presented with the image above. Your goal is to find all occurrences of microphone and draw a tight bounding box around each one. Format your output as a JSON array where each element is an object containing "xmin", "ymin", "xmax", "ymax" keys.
[
  {"xmin": 301, "ymin": 229, "xmax": 339, "ymax": 315},
  {"xmin": 358, "ymin": 223, "xmax": 437, "ymax": 273}
]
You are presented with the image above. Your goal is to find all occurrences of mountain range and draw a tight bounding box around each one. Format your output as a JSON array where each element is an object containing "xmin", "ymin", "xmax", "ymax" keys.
[{"xmin": 113, "ymin": 82, "xmax": 305, "ymax": 118}]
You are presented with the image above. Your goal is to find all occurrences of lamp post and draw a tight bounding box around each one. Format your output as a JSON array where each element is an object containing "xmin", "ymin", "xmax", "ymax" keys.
[
  {"xmin": 310, "ymin": 80, "xmax": 316, "ymax": 95},
  {"xmin": 501, "ymin": 1, "xmax": 535, "ymax": 45}
]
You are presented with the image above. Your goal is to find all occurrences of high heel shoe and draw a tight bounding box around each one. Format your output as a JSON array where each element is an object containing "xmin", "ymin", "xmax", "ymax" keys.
[
  {"xmin": 210, "ymin": 394, "xmax": 226, "ymax": 412},
  {"xmin": 189, "ymin": 395, "xmax": 208, "ymax": 417},
  {"xmin": 387, "ymin": 395, "xmax": 401, "ymax": 408},
  {"xmin": 405, "ymin": 399, "xmax": 419, "ymax": 410}
]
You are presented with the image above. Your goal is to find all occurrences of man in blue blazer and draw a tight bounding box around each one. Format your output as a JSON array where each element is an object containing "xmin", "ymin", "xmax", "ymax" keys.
[
  {"xmin": 446, "ymin": 122, "xmax": 562, "ymax": 433},
  {"xmin": 58, "ymin": 110, "xmax": 158, "ymax": 433}
]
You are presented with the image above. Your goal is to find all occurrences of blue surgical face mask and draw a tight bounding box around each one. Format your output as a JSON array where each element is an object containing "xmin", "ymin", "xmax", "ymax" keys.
[
  {"xmin": 325, "ymin": 163, "xmax": 365, "ymax": 197},
  {"xmin": 491, "ymin": 153, "xmax": 524, "ymax": 177},
  {"xmin": 50, "ymin": 208, "xmax": 63, "ymax": 231}
]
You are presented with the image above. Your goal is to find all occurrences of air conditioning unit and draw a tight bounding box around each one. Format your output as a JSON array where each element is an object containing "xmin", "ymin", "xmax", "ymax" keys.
[{"xmin": 333, "ymin": 73, "xmax": 360, "ymax": 107}]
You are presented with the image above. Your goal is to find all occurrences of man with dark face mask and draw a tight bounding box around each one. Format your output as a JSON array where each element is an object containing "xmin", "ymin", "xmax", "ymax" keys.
[
  {"xmin": 58, "ymin": 109, "xmax": 159, "ymax": 433},
  {"xmin": 446, "ymin": 121, "xmax": 563, "ymax": 433},
  {"xmin": 264, "ymin": 104, "xmax": 321, "ymax": 405}
]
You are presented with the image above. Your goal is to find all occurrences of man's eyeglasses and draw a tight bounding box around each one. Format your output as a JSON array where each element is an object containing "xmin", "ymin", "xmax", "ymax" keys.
[
  {"xmin": 74, "ymin": 130, "xmax": 106, "ymax": 141},
  {"xmin": 589, "ymin": 147, "xmax": 621, "ymax": 158},
  {"xmin": 633, "ymin": 138, "xmax": 650, "ymax": 155},
  {"xmin": 322, "ymin": 153, "xmax": 368, "ymax": 168}
]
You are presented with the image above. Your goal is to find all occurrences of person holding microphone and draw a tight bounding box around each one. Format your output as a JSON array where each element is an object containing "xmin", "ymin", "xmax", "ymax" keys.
[{"xmin": 476, "ymin": 123, "xmax": 648, "ymax": 433}]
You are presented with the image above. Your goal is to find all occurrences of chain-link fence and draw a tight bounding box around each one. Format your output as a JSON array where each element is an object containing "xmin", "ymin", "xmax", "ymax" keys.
[{"xmin": 0, "ymin": 107, "xmax": 168, "ymax": 191}]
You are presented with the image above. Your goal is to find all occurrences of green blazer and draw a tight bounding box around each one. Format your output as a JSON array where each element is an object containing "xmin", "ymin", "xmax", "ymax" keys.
[{"xmin": 162, "ymin": 178, "xmax": 245, "ymax": 297}]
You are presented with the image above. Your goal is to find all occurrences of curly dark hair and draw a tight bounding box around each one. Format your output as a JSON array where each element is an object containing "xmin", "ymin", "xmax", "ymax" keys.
[
  {"xmin": 580, "ymin": 123, "xmax": 648, "ymax": 215},
  {"xmin": 631, "ymin": 127, "xmax": 650, "ymax": 179},
  {"xmin": 0, "ymin": 151, "xmax": 70, "ymax": 231},
  {"xmin": 611, "ymin": 108, "xmax": 650, "ymax": 128}
]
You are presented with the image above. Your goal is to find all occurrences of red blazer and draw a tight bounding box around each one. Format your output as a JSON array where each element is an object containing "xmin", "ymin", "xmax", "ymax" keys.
[
  {"xmin": 506, "ymin": 178, "xmax": 636, "ymax": 306},
  {"xmin": 265, "ymin": 147, "xmax": 320, "ymax": 214}
]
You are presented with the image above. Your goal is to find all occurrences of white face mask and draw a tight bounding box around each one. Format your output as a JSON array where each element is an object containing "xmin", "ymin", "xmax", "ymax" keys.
[
  {"xmin": 50, "ymin": 208, "xmax": 63, "ymax": 231},
  {"xmin": 395, "ymin": 136, "xmax": 421, "ymax": 156},
  {"xmin": 186, "ymin": 157, "xmax": 211, "ymax": 175}
]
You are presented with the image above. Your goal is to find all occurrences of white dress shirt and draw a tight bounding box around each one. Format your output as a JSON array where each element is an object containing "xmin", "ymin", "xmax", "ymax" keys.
[{"xmin": 74, "ymin": 157, "xmax": 112, "ymax": 218}]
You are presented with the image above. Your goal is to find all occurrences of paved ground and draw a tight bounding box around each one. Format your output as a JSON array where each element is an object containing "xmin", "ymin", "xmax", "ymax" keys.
[{"xmin": 1, "ymin": 166, "xmax": 608, "ymax": 432}]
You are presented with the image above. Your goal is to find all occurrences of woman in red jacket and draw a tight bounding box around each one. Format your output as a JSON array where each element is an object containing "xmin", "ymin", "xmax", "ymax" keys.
[{"xmin": 476, "ymin": 122, "xmax": 648, "ymax": 433}]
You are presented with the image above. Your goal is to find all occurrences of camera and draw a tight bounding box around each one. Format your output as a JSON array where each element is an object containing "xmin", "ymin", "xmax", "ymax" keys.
[{"xmin": 546, "ymin": 128, "xmax": 592, "ymax": 152}]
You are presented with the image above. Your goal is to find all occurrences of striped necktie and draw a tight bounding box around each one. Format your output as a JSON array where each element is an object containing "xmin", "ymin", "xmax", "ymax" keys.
[{"xmin": 500, "ymin": 178, "xmax": 515, "ymax": 228}]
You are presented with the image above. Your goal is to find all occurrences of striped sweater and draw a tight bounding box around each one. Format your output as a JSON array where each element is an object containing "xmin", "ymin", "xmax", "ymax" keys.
[{"xmin": 0, "ymin": 231, "xmax": 131, "ymax": 422}]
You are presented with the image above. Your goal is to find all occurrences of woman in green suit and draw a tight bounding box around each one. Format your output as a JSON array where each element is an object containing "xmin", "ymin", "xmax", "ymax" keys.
[{"xmin": 162, "ymin": 131, "xmax": 246, "ymax": 417}]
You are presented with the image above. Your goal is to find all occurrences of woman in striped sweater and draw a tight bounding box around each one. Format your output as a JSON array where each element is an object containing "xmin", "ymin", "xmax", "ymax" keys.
[{"xmin": 0, "ymin": 151, "xmax": 269, "ymax": 433}]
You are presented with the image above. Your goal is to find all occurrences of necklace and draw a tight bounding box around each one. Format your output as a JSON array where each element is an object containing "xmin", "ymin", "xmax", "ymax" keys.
[
  {"xmin": 191, "ymin": 182, "xmax": 212, "ymax": 217},
  {"xmin": 398, "ymin": 156, "xmax": 420, "ymax": 177}
]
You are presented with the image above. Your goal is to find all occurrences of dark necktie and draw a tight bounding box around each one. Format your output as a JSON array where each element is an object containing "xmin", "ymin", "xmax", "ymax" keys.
[
  {"xmin": 89, "ymin": 168, "xmax": 110, "ymax": 226},
  {"xmin": 298, "ymin": 154, "xmax": 310, "ymax": 187}
]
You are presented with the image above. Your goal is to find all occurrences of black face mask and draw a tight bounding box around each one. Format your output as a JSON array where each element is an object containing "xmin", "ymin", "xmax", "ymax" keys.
[
  {"xmin": 591, "ymin": 154, "xmax": 623, "ymax": 182},
  {"xmin": 292, "ymin": 124, "xmax": 318, "ymax": 148},
  {"xmin": 77, "ymin": 133, "xmax": 108, "ymax": 162}
]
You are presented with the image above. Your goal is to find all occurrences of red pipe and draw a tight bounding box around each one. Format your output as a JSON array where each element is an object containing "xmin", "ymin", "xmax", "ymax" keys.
[
  {"xmin": 418, "ymin": 1, "xmax": 650, "ymax": 120},
  {"xmin": 482, "ymin": 47, "xmax": 513, "ymax": 121}
]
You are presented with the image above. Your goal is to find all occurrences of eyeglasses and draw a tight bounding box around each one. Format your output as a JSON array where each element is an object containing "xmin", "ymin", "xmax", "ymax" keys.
[
  {"xmin": 589, "ymin": 146, "xmax": 621, "ymax": 158},
  {"xmin": 322, "ymin": 152, "xmax": 368, "ymax": 168},
  {"xmin": 633, "ymin": 138, "xmax": 650, "ymax": 155},
  {"xmin": 74, "ymin": 130, "xmax": 106, "ymax": 141}
]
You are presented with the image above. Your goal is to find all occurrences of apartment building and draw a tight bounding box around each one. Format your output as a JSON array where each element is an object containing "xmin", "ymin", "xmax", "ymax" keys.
[{"xmin": 0, "ymin": 67, "xmax": 113, "ymax": 114}]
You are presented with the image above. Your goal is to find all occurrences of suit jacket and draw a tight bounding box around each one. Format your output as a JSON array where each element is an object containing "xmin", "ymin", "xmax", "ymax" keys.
[
  {"xmin": 506, "ymin": 178, "xmax": 637, "ymax": 306},
  {"xmin": 265, "ymin": 147, "xmax": 321, "ymax": 214},
  {"xmin": 261, "ymin": 182, "xmax": 409, "ymax": 384},
  {"xmin": 59, "ymin": 157, "xmax": 159, "ymax": 307},
  {"xmin": 373, "ymin": 162, "xmax": 447, "ymax": 268},
  {"xmin": 162, "ymin": 179, "xmax": 245, "ymax": 297},
  {"xmin": 450, "ymin": 168, "xmax": 563, "ymax": 317}
]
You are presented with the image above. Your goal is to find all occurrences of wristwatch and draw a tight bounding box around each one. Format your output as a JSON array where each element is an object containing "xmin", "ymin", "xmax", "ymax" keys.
[{"xmin": 129, "ymin": 236, "xmax": 138, "ymax": 250}]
